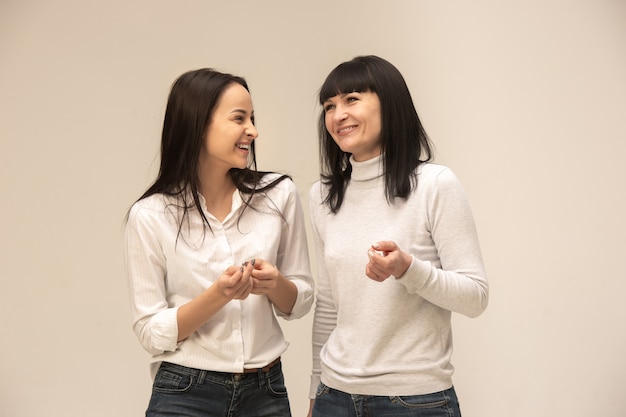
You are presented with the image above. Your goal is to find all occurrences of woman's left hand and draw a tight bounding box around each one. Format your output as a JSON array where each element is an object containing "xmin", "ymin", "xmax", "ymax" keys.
[
  {"xmin": 249, "ymin": 258, "xmax": 280, "ymax": 295},
  {"xmin": 365, "ymin": 241, "xmax": 412, "ymax": 282}
]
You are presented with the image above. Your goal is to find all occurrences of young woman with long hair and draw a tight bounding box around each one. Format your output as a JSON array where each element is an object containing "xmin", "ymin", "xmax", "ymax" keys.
[{"xmin": 125, "ymin": 68, "xmax": 313, "ymax": 417}]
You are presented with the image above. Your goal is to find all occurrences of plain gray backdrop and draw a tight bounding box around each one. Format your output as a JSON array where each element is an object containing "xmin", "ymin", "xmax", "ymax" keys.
[{"xmin": 1, "ymin": 1, "xmax": 625, "ymax": 416}]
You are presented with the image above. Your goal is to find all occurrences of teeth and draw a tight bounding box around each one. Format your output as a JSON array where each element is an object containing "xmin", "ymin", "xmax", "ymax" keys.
[{"xmin": 237, "ymin": 144, "xmax": 250, "ymax": 150}]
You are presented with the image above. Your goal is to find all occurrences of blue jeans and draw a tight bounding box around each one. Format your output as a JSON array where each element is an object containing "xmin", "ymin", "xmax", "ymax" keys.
[
  {"xmin": 312, "ymin": 383, "xmax": 461, "ymax": 417},
  {"xmin": 146, "ymin": 361, "xmax": 291, "ymax": 417}
]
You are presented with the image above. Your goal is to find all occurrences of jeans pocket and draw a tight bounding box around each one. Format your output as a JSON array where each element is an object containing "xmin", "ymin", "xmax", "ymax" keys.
[
  {"xmin": 266, "ymin": 371, "xmax": 288, "ymax": 397},
  {"xmin": 315, "ymin": 382, "xmax": 330, "ymax": 398},
  {"xmin": 153, "ymin": 368, "xmax": 194, "ymax": 393},
  {"xmin": 391, "ymin": 394, "xmax": 447, "ymax": 410}
]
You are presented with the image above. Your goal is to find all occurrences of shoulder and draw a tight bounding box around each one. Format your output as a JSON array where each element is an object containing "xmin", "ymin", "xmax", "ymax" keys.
[
  {"xmin": 129, "ymin": 194, "xmax": 165, "ymax": 213},
  {"xmin": 418, "ymin": 162, "xmax": 450, "ymax": 178},
  {"xmin": 252, "ymin": 173, "xmax": 300, "ymax": 207},
  {"xmin": 308, "ymin": 179, "xmax": 327, "ymax": 206},
  {"xmin": 417, "ymin": 163, "xmax": 461, "ymax": 186},
  {"xmin": 127, "ymin": 193, "xmax": 176, "ymax": 224},
  {"xmin": 414, "ymin": 163, "xmax": 467, "ymax": 200},
  {"xmin": 259, "ymin": 172, "xmax": 297, "ymax": 194}
]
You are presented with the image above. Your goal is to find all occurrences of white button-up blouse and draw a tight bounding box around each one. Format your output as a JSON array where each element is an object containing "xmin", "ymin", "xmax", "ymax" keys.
[{"xmin": 124, "ymin": 175, "xmax": 314, "ymax": 375}]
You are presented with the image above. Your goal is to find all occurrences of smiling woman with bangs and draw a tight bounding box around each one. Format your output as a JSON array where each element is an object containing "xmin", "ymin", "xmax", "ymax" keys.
[{"xmin": 307, "ymin": 56, "xmax": 489, "ymax": 417}]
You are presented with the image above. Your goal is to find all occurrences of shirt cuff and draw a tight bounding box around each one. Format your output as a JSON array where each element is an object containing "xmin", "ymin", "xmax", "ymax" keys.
[
  {"xmin": 275, "ymin": 279, "xmax": 313, "ymax": 320},
  {"xmin": 395, "ymin": 256, "xmax": 432, "ymax": 293},
  {"xmin": 309, "ymin": 374, "xmax": 322, "ymax": 399},
  {"xmin": 150, "ymin": 307, "xmax": 180, "ymax": 352}
]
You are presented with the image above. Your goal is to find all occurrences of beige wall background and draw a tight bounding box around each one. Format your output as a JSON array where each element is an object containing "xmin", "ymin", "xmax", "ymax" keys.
[{"xmin": 1, "ymin": 0, "xmax": 625, "ymax": 416}]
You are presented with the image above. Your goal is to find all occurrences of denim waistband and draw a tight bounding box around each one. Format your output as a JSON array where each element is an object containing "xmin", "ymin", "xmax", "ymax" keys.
[{"xmin": 159, "ymin": 357, "xmax": 281, "ymax": 381}]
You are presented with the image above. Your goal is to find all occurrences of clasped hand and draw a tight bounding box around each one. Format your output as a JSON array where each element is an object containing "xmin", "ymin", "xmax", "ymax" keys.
[
  {"xmin": 365, "ymin": 241, "xmax": 412, "ymax": 282},
  {"xmin": 217, "ymin": 258, "xmax": 279, "ymax": 300}
]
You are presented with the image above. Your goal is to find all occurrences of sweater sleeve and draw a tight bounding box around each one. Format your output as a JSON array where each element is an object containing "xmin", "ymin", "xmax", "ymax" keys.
[
  {"xmin": 308, "ymin": 182, "xmax": 337, "ymax": 398},
  {"xmin": 396, "ymin": 167, "xmax": 489, "ymax": 318}
]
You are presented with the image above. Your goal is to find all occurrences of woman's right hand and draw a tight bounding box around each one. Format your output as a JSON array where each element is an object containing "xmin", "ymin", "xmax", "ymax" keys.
[{"xmin": 217, "ymin": 262, "xmax": 254, "ymax": 300}]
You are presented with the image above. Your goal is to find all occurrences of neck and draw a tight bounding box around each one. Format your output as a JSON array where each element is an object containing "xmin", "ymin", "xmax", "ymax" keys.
[
  {"xmin": 197, "ymin": 164, "xmax": 237, "ymax": 221},
  {"xmin": 197, "ymin": 156, "xmax": 235, "ymax": 196},
  {"xmin": 200, "ymin": 181, "xmax": 236, "ymax": 222},
  {"xmin": 199, "ymin": 169, "xmax": 235, "ymax": 197}
]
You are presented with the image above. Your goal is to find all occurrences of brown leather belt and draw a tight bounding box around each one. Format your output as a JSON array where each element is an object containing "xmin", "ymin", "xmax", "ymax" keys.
[{"xmin": 241, "ymin": 357, "xmax": 281, "ymax": 374}]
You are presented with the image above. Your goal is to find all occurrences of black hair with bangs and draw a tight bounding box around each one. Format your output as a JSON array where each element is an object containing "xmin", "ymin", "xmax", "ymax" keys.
[{"xmin": 317, "ymin": 55, "xmax": 433, "ymax": 213}]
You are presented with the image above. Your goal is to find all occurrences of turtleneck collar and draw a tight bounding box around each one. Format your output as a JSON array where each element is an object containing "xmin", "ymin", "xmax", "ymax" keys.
[{"xmin": 349, "ymin": 154, "xmax": 384, "ymax": 182}]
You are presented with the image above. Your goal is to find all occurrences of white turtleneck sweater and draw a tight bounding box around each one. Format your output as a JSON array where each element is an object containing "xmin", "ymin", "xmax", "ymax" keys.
[{"xmin": 308, "ymin": 156, "xmax": 488, "ymax": 397}]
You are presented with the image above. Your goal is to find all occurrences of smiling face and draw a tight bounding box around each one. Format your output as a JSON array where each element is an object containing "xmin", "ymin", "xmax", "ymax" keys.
[
  {"xmin": 323, "ymin": 91, "xmax": 382, "ymax": 162},
  {"xmin": 200, "ymin": 82, "xmax": 257, "ymax": 175}
]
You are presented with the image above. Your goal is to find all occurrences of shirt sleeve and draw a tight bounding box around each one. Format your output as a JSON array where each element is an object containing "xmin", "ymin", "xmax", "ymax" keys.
[
  {"xmin": 395, "ymin": 167, "xmax": 489, "ymax": 318},
  {"xmin": 124, "ymin": 202, "xmax": 181, "ymax": 355},
  {"xmin": 307, "ymin": 182, "xmax": 337, "ymax": 398},
  {"xmin": 273, "ymin": 180, "xmax": 315, "ymax": 320}
]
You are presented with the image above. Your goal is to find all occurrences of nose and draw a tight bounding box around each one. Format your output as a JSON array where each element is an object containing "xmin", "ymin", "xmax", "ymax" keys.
[
  {"xmin": 245, "ymin": 122, "xmax": 258, "ymax": 139},
  {"xmin": 332, "ymin": 104, "xmax": 348, "ymax": 122}
]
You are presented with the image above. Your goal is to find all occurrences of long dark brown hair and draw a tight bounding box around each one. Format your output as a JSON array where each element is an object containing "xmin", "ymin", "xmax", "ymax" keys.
[{"xmin": 132, "ymin": 68, "xmax": 288, "ymax": 237}]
